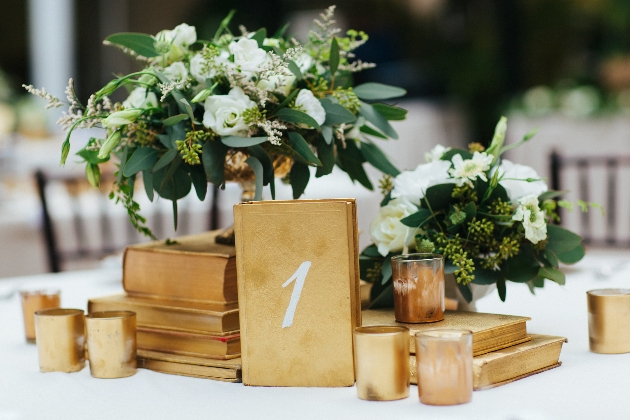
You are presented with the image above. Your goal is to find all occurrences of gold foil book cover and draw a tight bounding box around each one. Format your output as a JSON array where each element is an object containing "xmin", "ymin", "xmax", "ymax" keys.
[{"xmin": 234, "ymin": 199, "xmax": 360, "ymax": 387}]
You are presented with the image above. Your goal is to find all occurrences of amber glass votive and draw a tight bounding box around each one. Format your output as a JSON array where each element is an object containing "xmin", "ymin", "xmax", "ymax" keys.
[
  {"xmin": 20, "ymin": 290, "xmax": 60, "ymax": 343},
  {"xmin": 392, "ymin": 254, "xmax": 444, "ymax": 323},
  {"xmin": 587, "ymin": 289, "xmax": 630, "ymax": 354},
  {"xmin": 415, "ymin": 329, "xmax": 473, "ymax": 406},
  {"xmin": 85, "ymin": 311, "xmax": 137, "ymax": 378},
  {"xmin": 353, "ymin": 326, "xmax": 410, "ymax": 401},
  {"xmin": 34, "ymin": 308, "xmax": 85, "ymax": 373}
]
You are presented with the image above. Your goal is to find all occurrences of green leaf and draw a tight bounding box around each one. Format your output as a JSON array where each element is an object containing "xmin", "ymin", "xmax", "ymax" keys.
[
  {"xmin": 359, "ymin": 102, "xmax": 398, "ymax": 139},
  {"xmin": 288, "ymin": 61, "xmax": 303, "ymax": 79},
  {"xmin": 538, "ymin": 266, "xmax": 566, "ymax": 285},
  {"xmin": 76, "ymin": 144, "xmax": 110, "ymax": 165},
  {"xmin": 320, "ymin": 98, "xmax": 357, "ymax": 125},
  {"xmin": 244, "ymin": 156, "xmax": 263, "ymax": 201},
  {"xmin": 381, "ymin": 257, "xmax": 392, "ymax": 285},
  {"xmin": 368, "ymin": 283, "xmax": 394, "ymax": 309},
  {"xmin": 86, "ymin": 164, "xmax": 100, "ymax": 188},
  {"xmin": 152, "ymin": 163, "xmax": 191, "ymax": 201},
  {"xmin": 250, "ymin": 28, "xmax": 267, "ymax": 48},
  {"xmin": 423, "ymin": 184, "xmax": 457, "ymax": 211},
  {"xmin": 336, "ymin": 140, "xmax": 373, "ymax": 190},
  {"xmin": 464, "ymin": 201, "xmax": 477, "ymax": 221},
  {"xmin": 116, "ymin": 146, "xmax": 129, "ymax": 184},
  {"xmin": 371, "ymin": 103, "xmax": 407, "ymax": 120},
  {"xmin": 457, "ymin": 282, "xmax": 473, "ymax": 303},
  {"xmin": 486, "ymin": 116, "xmax": 507, "ymax": 163},
  {"xmin": 322, "ymin": 125, "xmax": 333, "ymax": 144},
  {"xmin": 142, "ymin": 169, "xmax": 154, "ymax": 201},
  {"xmin": 276, "ymin": 108, "xmax": 321, "ymax": 129},
  {"xmin": 497, "ymin": 278, "xmax": 506, "ymax": 301},
  {"xmin": 105, "ymin": 33, "xmax": 160, "ymax": 57},
  {"xmin": 274, "ymin": 22, "xmax": 290, "ymax": 38},
  {"xmin": 360, "ymin": 141, "xmax": 400, "ymax": 177},
  {"xmin": 360, "ymin": 125, "xmax": 387, "ymax": 139},
  {"xmin": 400, "ymin": 209, "xmax": 432, "ymax": 227},
  {"xmin": 542, "ymin": 249, "xmax": 559, "ymax": 268},
  {"xmin": 329, "ymin": 37, "xmax": 339, "ymax": 75},
  {"xmin": 163, "ymin": 114, "xmax": 189, "ymax": 126},
  {"xmin": 123, "ymin": 147, "xmax": 159, "ymax": 177},
  {"xmin": 172, "ymin": 200, "xmax": 178, "ymax": 231},
  {"xmin": 442, "ymin": 148, "xmax": 473, "ymax": 161},
  {"xmin": 538, "ymin": 190, "xmax": 567, "ymax": 201},
  {"xmin": 353, "ymin": 83, "xmax": 406, "ymax": 101},
  {"xmin": 288, "ymin": 132, "xmax": 322, "ymax": 166},
  {"xmin": 179, "ymin": 98, "xmax": 195, "ymax": 121},
  {"xmin": 315, "ymin": 137, "xmax": 335, "ymax": 178},
  {"xmin": 381, "ymin": 190, "xmax": 392, "ymax": 206},
  {"xmin": 290, "ymin": 161, "xmax": 310, "ymax": 199},
  {"xmin": 248, "ymin": 145, "xmax": 275, "ymax": 199},
  {"xmin": 202, "ymin": 139, "xmax": 228, "ymax": 187},
  {"xmin": 152, "ymin": 148, "xmax": 178, "ymax": 173},
  {"xmin": 471, "ymin": 267, "xmax": 500, "ymax": 285},
  {"xmin": 546, "ymin": 225, "xmax": 584, "ymax": 254},
  {"xmin": 556, "ymin": 244, "xmax": 586, "ymax": 264},
  {"xmin": 273, "ymin": 89, "xmax": 300, "ymax": 115},
  {"xmin": 221, "ymin": 136, "xmax": 267, "ymax": 147},
  {"xmin": 187, "ymin": 164, "xmax": 208, "ymax": 201},
  {"xmin": 361, "ymin": 244, "xmax": 382, "ymax": 258},
  {"xmin": 506, "ymin": 253, "xmax": 540, "ymax": 283},
  {"xmin": 214, "ymin": 10, "xmax": 236, "ymax": 40}
]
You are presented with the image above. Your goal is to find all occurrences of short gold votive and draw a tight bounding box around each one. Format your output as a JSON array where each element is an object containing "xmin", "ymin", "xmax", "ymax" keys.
[
  {"xmin": 354, "ymin": 326, "xmax": 410, "ymax": 401},
  {"xmin": 85, "ymin": 311, "xmax": 137, "ymax": 378},
  {"xmin": 415, "ymin": 329, "xmax": 473, "ymax": 406},
  {"xmin": 20, "ymin": 290, "xmax": 60, "ymax": 343},
  {"xmin": 34, "ymin": 308, "xmax": 85, "ymax": 373},
  {"xmin": 392, "ymin": 254, "xmax": 444, "ymax": 323},
  {"xmin": 587, "ymin": 289, "xmax": 630, "ymax": 354}
]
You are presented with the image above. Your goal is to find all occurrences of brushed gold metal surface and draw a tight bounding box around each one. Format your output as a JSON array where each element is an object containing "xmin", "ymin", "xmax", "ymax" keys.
[
  {"xmin": 392, "ymin": 254, "xmax": 444, "ymax": 323},
  {"xmin": 85, "ymin": 311, "xmax": 137, "ymax": 378},
  {"xmin": 34, "ymin": 308, "xmax": 85, "ymax": 373},
  {"xmin": 354, "ymin": 326, "xmax": 410, "ymax": 401},
  {"xmin": 415, "ymin": 329, "xmax": 473, "ymax": 405},
  {"xmin": 587, "ymin": 289, "xmax": 630, "ymax": 354},
  {"xmin": 20, "ymin": 290, "xmax": 60, "ymax": 343}
]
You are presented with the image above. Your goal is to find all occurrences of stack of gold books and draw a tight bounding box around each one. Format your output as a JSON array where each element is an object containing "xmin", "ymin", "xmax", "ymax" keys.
[
  {"xmin": 362, "ymin": 309, "xmax": 567, "ymax": 390},
  {"xmin": 88, "ymin": 230, "xmax": 242, "ymax": 381}
]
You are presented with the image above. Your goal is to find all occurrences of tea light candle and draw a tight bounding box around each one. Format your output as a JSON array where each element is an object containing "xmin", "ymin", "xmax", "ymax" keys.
[
  {"xmin": 34, "ymin": 308, "xmax": 85, "ymax": 373},
  {"xmin": 415, "ymin": 329, "xmax": 473, "ymax": 405},
  {"xmin": 587, "ymin": 289, "xmax": 630, "ymax": 354},
  {"xmin": 20, "ymin": 290, "xmax": 60, "ymax": 343},
  {"xmin": 353, "ymin": 326, "xmax": 410, "ymax": 401},
  {"xmin": 85, "ymin": 311, "xmax": 137, "ymax": 378},
  {"xmin": 392, "ymin": 254, "xmax": 444, "ymax": 323}
]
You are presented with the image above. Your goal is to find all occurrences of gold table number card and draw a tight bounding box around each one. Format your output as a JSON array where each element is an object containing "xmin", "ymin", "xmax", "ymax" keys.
[{"xmin": 234, "ymin": 199, "xmax": 361, "ymax": 387}]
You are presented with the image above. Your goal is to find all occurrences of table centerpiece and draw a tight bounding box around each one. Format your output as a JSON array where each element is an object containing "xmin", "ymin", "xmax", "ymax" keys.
[
  {"xmin": 361, "ymin": 117, "xmax": 588, "ymax": 307},
  {"xmin": 24, "ymin": 6, "xmax": 405, "ymax": 239}
]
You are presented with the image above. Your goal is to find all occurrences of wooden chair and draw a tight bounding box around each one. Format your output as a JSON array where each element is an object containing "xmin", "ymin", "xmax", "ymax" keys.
[
  {"xmin": 35, "ymin": 169, "xmax": 220, "ymax": 272},
  {"xmin": 550, "ymin": 150, "xmax": 627, "ymax": 246}
]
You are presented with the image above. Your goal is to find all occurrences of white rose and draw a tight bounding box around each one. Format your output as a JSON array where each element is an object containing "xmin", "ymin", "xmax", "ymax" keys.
[
  {"xmin": 425, "ymin": 144, "xmax": 450, "ymax": 162},
  {"xmin": 391, "ymin": 160, "xmax": 454, "ymax": 205},
  {"xmin": 512, "ymin": 194, "xmax": 547, "ymax": 244},
  {"xmin": 494, "ymin": 160, "xmax": 548, "ymax": 201},
  {"xmin": 170, "ymin": 23, "xmax": 197, "ymax": 48},
  {"xmin": 370, "ymin": 197, "xmax": 420, "ymax": 257},
  {"xmin": 257, "ymin": 74, "xmax": 296, "ymax": 96},
  {"xmin": 202, "ymin": 87, "xmax": 257, "ymax": 136},
  {"xmin": 229, "ymin": 38, "xmax": 268, "ymax": 78},
  {"xmin": 294, "ymin": 89, "xmax": 326, "ymax": 126},
  {"xmin": 122, "ymin": 87, "xmax": 158, "ymax": 109},
  {"xmin": 163, "ymin": 62, "xmax": 188, "ymax": 82}
]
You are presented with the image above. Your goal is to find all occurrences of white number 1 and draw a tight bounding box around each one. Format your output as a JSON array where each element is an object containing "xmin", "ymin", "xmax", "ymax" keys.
[{"xmin": 281, "ymin": 261, "xmax": 312, "ymax": 328}]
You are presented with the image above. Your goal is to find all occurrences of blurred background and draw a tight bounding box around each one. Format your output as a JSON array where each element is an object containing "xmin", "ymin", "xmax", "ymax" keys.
[{"xmin": 0, "ymin": 0, "xmax": 626, "ymax": 278}]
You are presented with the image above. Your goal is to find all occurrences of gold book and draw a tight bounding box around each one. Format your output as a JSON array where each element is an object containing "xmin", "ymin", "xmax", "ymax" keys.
[
  {"xmin": 137, "ymin": 350, "xmax": 241, "ymax": 382},
  {"xmin": 410, "ymin": 334, "xmax": 567, "ymax": 390},
  {"xmin": 234, "ymin": 199, "xmax": 361, "ymax": 387},
  {"xmin": 123, "ymin": 230, "xmax": 237, "ymax": 304},
  {"xmin": 137, "ymin": 326, "xmax": 240, "ymax": 359},
  {"xmin": 362, "ymin": 309, "xmax": 530, "ymax": 356},
  {"xmin": 88, "ymin": 294, "xmax": 239, "ymax": 335}
]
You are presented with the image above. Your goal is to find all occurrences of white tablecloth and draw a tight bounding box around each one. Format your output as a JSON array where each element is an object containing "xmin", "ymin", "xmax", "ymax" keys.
[{"xmin": 2, "ymin": 248, "xmax": 630, "ymax": 419}]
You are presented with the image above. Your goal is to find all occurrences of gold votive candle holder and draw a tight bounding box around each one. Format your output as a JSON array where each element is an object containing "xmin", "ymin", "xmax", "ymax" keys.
[
  {"xmin": 34, "ymin": 308, "xmax": 85, "ymax": 373},
  {"xmin": 353, "ymin": 326, "xmax": 410, "ymax": 401},
  {"xmin": 20, "ymin": 290, "xmax": 60, "ymax": 343},
  {"xmin": 85, "ymin": 311, "xmax": 137, "ymax": 379},
  {"xmin": 587, "ymin": 289, "xmax": 630, "ymax": 354},
  {"xmin": 392, "ymin": 254, "xmax": 444, "ymax": 323},
  {"xmin": 415, "ymin": 329, "xmax": 473, "ymax": 406}
]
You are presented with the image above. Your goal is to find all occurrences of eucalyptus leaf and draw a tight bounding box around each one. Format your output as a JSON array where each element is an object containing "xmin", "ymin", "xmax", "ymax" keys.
[
  {"xmin": 360, "ymin": 125, "xmax": 387, "ymax": 139},
  {"xmin": 353, "ymin": 83, "xmax": 406, "ymax": 100},
  {"xmin": 245, "ymin": 156, "xmax": 263, "ymax": 201},
  {"xmin": 163, "ymin": 114, "xmax": 189, "ymax": 126},
  {"xmin": 288, "ymin": 61, "xmax": 303, "ymax": 79},
  {"xmin": 179, "ymin": 98, "xmax": 195, "ymax": 121},
  {"xmin": 539, "ymin": 266, "xmax": 566, "ymax": 285},
  {"xmin": 172, "ymin": 200, "xmax": 178, "ymax": 231},
  {"xmin": 105, "ymin": 33, "xmax": 160, "ymax": 57},
  {"xmin": 248, "ymin": 145, "xmax": 275, "ymax": 199},
  {"xmin": 542, "ymin": 249, "xmax": 559, "ymax": 268},
  {"xmin": 371, "ymin": 103, "xmax": 407, "ymax": 120},
  {"xmin": 288, "ymin": 132, "xmax": 322, "ymax": 166},
  {"xmin": 152, "ymin": 163, "xmax": 191, "ymax": 201},
  {"xmin": 187, "ymin": 164, "xmax": 208, "ymax": 201},
  {"xmin": 546, "ymin": 225, "xmax": 584, "ymax": 254},
  {"xmin": 380, "ymin": 190, "xmax": 392, "ymax": 206},
  {"xmin": 359, "ymin": 102, "xmax": 398, "ymax": 139},
  {"xmin": 381, "ymin": 257, "xmax": 392, "ymax": 285},
  {"xmin": 315, "ymin": 137, "xmax": 334, "ymax": 178},
  {"xmin": 290, "ymin": 161, "xmax": 310, "ymax": 199},
  {"xmin": 274, "ymin": 22, "xmax": 290, "ymax": 38},
  {"xmin": 123, "ymin": 147, "xmax": 158, "ymax": 177},
  {"xmin": 442, "ymin": 148, "xmax": 473, "ymax": 161},
  {"xmin": 360, "ymin": 141, "xmax": 400, "ymax": 176},
  {"xmin": 221, "ymin": 136, "xmax": 267, "ymax": 147},
  {"xmin": 336, "ymin": 140, "xmax": 373, "ymax": 190},
  {"xmin": 202, "ymin": 139, "xmax": 228, "ymax": 187},
  {"xmin": 329, "ymin": 37, "xmax": 339, "ymax": 75},
  {"xmin": 400, "ymin": 209, "xmax": 432, "ymax": 228},
  {"xmin": 361, "ymin": 244, "xmax": 382, "ymax": 258},
  {"xmin": 506, "ymin": 253, "xmax": 540, "ymax": 283},
  {"xmin": 471, "ymin": 267, "xmax": 500, "ymax": 285},
  {"xmin": 276, "ymin": 108, "xmax": 320, "ymax": 129},
  {"xmin": 497, "ymin": 278, "xmax": 507, "ymax": 301},
  {"xmin": 320, "ymin": 98, "xmax": 357, "ymax": 125},
  {"xmin": 152, "ymin": 148, "xmax": 178, "ymax": 173},
  {"xmin": 142, "ymin": 169, "xmax": 154, "ymax": 201},
  {"xmin": 368, "ymin": 283, "xmax": 394, "ymax": 309},
  {"xmin": 322, "ymin": 125, "xmax": 333, "ymax": 144},
  {"xmin": 556, "ymin": 244, "xmax": 586, "ymax": 264},
  {"xmin": 423, "ymin": 184, "xmax": 457, "ymax": 211},
  {"xmin": 273, "ymin": 89, "xmax": 300, "ymax": 115},
  {"xmin": 250, "ymin": 28, "xmax": 267, "ymax": 48},
  {"xmin": 457, "ymin": 282, "xmax": 473, "ymax": 303}
]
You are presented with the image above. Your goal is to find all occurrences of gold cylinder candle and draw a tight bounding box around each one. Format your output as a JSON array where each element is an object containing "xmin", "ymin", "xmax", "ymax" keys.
[
  {"xmin": 392, "ymin": 254, "xmax": 444, "ymax": 323},
  {"xmin": 353, "ymin": 326, "xmax": 410, "ymax": 401},
  {"xmin": 20, "ymin": 290, "xmax": 60, "ymax": 343},
  {"xmin": 587, "ymin": 289, "xmax": 630, "ymax": 354},
  {"xmin": 415, "ymin": 329, "xmax": 472, "ymax": 406},
  {"xmin": 85, "ymin": 311, "xmax": 137, "ymax": 379},
  {"xmin": 34, "ymin": 308, "xmax": 85, "ymax": 373}
]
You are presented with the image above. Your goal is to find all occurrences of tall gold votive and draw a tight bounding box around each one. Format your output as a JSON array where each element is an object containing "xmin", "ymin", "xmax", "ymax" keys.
[
  {"xmin": 85, "ymin": 311, "xmax": 137, "ymax": 378},
  {"xmin": 392, "ymin": 254, "xmax": 444, "ymax": 323},
  {"xmin": 415, "ymin": 329, "xmax": 473, "ymax": 406},
  {"xmin": 20, "ymin": 290, "xmax": 60, "ymax": 343},
  {"xmin": 34, "ymin": 308, "xmax": 85, "ymax": 373},
  {"xmin": 587, "ymin": 289, "xmax": 630, "ymax": 354},
  {"xmin": 353, "ymin": 326, "xmax": 410, "ymax": 401}
]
